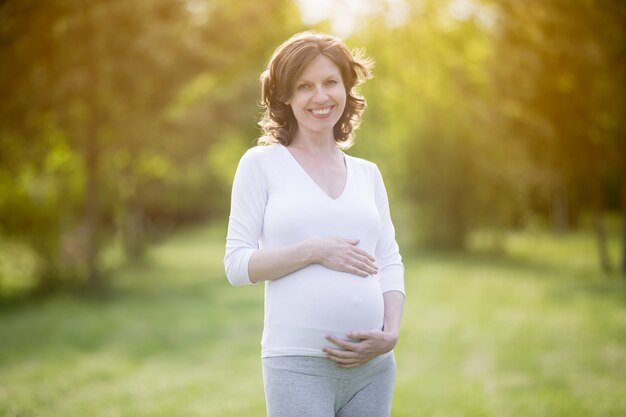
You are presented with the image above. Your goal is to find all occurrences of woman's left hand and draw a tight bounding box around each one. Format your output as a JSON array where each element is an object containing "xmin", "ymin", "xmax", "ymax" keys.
[{"xmin": 323, "ymin": 330, "xmax": 398, "ymax": 368}]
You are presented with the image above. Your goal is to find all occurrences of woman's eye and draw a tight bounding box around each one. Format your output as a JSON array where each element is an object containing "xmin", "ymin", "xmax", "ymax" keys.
[
  {"xmin": 326, "ymin": 79, "xmax": 338, "ymax": 86},
  {"xmin": 297, "ymin": 84, "xmax": 311, "ymax": 90}
]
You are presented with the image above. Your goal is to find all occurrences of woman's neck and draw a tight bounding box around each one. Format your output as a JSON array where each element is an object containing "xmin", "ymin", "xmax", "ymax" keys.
[{"xmin": 290, "ymin": 130, "xmax": 339, "ymax": 156}]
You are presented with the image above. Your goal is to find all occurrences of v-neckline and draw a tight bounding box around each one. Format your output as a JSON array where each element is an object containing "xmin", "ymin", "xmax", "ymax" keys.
[{"xmin": 280, "ymin": 143, "xmax": 349, "ymax": 201}]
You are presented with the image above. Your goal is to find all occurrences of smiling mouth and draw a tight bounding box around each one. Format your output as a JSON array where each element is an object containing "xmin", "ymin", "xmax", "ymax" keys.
[{"xmin": 309, "ymin": 106, "xmax": 333, "ymax": 115}]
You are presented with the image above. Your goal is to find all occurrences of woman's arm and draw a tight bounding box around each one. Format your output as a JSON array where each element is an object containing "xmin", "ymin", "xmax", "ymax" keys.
[
  {"xmin": 248, "ymin": 237, "xmax": 379, "ymax": 283},
  {"xmin": 224, "ymin": 149, "xmax": 268, "ymax": 286},
  {"xmin": 381, "ymin": 289, "xmax": 405, "ymax": 339}
]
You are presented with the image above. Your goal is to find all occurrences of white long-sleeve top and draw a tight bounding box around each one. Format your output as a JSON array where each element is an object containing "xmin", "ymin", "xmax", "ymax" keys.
[{"xmin": 224, "ymin": 143, "xmax": 404, "ymax": 358}]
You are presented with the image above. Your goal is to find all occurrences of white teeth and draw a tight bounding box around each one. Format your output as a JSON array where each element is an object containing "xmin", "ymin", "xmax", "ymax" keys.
[{"xmin": 311, "ymin": 107, "xmax": 331, "ymax": 115}]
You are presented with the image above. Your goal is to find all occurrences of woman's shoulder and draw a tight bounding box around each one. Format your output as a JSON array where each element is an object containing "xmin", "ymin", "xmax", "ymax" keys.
[
  {"xmin": 345, "ymin": 153, "xmax": 387, "ymax": 189},
  {"xmin": 345, "ymin": 153, "xmax": 380, "ymax": 174},
  {"xmin": 240, "ymin": 143, "xmax": 283, "ymax": 163}
]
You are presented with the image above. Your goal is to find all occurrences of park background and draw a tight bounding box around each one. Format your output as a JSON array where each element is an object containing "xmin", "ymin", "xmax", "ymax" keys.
[{"xmin": 1, "ymin": 0, "xmax": 625, "ymax": 416}]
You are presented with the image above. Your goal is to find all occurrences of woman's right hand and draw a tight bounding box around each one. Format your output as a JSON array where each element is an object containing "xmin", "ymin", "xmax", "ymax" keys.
[{"xmin": 311, "ymin": 238, "xmax": 378, "ymax": 277}]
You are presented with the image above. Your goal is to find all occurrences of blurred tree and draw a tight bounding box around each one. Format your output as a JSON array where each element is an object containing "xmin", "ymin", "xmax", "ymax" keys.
[
  {"xmin": 354, "ymin": 0, "xmax": 530, "ymax": 250},
  {"xmin": 0, "ymin": 0, "xmax": 300, "ymax": 293},
  {"xmin": 349, "ymin": 0, "xmax": 625, "ymax": 272},
  {"xmin": 489, "ymin": 0, "xmax": 626, "ymax": 273}
]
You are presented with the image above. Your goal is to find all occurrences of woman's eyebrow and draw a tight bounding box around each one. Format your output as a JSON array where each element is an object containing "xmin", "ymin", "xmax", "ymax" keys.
[{"xmin": 296, "ymin": 74, "xmax": 341, "ymax": 83}]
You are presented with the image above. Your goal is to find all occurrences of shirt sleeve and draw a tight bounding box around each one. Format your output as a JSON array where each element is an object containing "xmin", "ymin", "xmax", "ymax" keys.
[
  {"xmin": 373, "ymin": 164, "xmax": 405, "ymax": 295},
  {"xmin": 224, "ymin": 148, "xmax": 267, "ymax": 286}
]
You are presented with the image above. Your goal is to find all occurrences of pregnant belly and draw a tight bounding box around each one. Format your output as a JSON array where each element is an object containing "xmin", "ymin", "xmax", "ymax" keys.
[{"xmin": 262, "ymin": 265, "xmax": 385, "ymax": 354}]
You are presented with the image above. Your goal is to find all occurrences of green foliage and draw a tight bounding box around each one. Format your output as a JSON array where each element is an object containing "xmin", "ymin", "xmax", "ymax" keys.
[
  {"xmin": 347, "ymin": 0, "xmax": 625, "ymax": 250},
  {"xmin": 0, "ymin": 117, "xmax": 85, "ymax": 288},
  {"xmin": 0, "ymin": 0, "xmax": 302, "ymax": 291},
  {"xmin": 352, "ymin": 3, "xmax": 525, "ymax": 249},
  {"xmin": 488, "ymin": 0, "xmax": 626, "ymax": 222},
  {"xmin": 1, "ymin": 0, "xmax": 624, "ymax": 292},
  {"xmin": 0, "ymin": 223, "xmax": 624, "ymax": 416}
]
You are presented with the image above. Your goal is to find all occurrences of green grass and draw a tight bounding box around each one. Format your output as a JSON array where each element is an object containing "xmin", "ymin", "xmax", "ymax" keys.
[{"xmin": 1, "ymin": 223, "xmax": 625, "ymax": 417}]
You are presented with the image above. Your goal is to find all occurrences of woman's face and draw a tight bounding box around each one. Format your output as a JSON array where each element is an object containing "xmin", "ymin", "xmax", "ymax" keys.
[{"xmin": 288, "ymin": 54, "xmax": 347, "ymax": 138}]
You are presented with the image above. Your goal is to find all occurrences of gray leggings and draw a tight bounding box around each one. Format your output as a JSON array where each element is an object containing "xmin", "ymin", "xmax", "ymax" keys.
[{"xmin": 262, "ymin": 352, "xmax": 396, "ymax": 417}]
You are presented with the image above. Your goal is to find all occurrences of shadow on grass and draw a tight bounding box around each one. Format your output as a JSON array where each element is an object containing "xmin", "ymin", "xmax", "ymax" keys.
[
  {"xmin": 410, "ymin": 246, "xmax": 626, "ymax": 305},
  {"xmin": 0, "ymin": 254, "xmax": 264, "ymax": 367}
]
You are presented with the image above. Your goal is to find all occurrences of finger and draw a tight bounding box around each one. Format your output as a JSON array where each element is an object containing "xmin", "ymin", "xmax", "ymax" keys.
[
  {"xmin": 329, "ymin": 355, "xmax": 361, "ymax": 365},
  {"xmin": 337, "ymin": 362, "xmax": 363, "ymax": 368},
  {"xmin": 345, "ymin": 265, "xmax": 369, "ymax": 277},
  {"xmin": 352, "ymin": 247, "xmax": 376, "ymax": 263},
  {"xmin": 359, "ymin": 255, "xmax": 378, "ymax": 271},
  {"xmin": 325, "ymin": 350, "xmax": 359, "ymax": 361},
  {"xmin": 354, "ymin": 259, "xmax": 378, "ymax": 275},
  {"xmin": 326, "ymin": 336, "xmax": 360, "ymax": 351},
  {"xmin": 351, "ymin": 254, "xmax": 378, "ymax": 271},
  {"xmin": 347, "ymin": 330, "xmax": 376, "ymax": 340},
  {"xmin": 336, "ymin": 358, "xmax": 370, "ymax": 368},
  {"xmin": 350, "ymin": 255, "xmax": 379, "ymax": 274},
  {"xmin": 323, "ymin": 346, "xmax": 358, "ymax": 358},
  {"xmin": 324, "ymin": 349, "xmax": 361, "ymax": 362},
  {"xmin": 346, "ymin": 238, "xmax": 360, "ymax": 246},
  {"xmin": 347, "ymin": 260, "xmax": 375, "ymax": 276}
]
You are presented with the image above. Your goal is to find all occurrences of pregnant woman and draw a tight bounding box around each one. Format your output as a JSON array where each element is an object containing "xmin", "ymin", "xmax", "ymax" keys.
[{"xmin": 224, "ymin": 31, "xmax": 405, "ymax": 417}]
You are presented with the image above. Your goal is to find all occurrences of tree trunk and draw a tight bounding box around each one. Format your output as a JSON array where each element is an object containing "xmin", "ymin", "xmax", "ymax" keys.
[
  {"xmin": 593, "ymin": 207, "xmax": 612, "ymax": 274},
  {"xmin": 622, "ymin": 156, "xmax": 626, "ymax": 276},
  {"xmin": 83, "ymin": 124, "xmax": 101, "ymax": 289},
  {"xmin": 586, "ymin": 140, "xmax": 612, "ymax": 275},
  {"xmin": 551, "ymin": 181, "xmax": 569, "ymax": 235},
  {"xmin": 83, "ymin": 6, "xmax": 102, "ymax": 290},
  {"xmin": 123, "ymin": 199, "xmax": 146, "ymax": 261}
]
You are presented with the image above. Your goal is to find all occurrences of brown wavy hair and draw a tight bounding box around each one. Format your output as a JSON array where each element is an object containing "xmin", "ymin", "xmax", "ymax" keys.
[{"xmin": 258, "ymin": 31, "xmax": 373, "ymax": 149}]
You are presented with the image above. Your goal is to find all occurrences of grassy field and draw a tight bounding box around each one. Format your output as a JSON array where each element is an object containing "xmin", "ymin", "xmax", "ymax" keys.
[{"xmin": 0, "ymin": 223, "xmax": 625, "ymax": 417}]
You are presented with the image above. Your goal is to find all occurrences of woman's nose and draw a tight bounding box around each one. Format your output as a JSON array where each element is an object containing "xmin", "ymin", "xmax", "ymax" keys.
[{"xmin": 312, "ymin": 85, "xmax": 329, "ymax": 102}]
